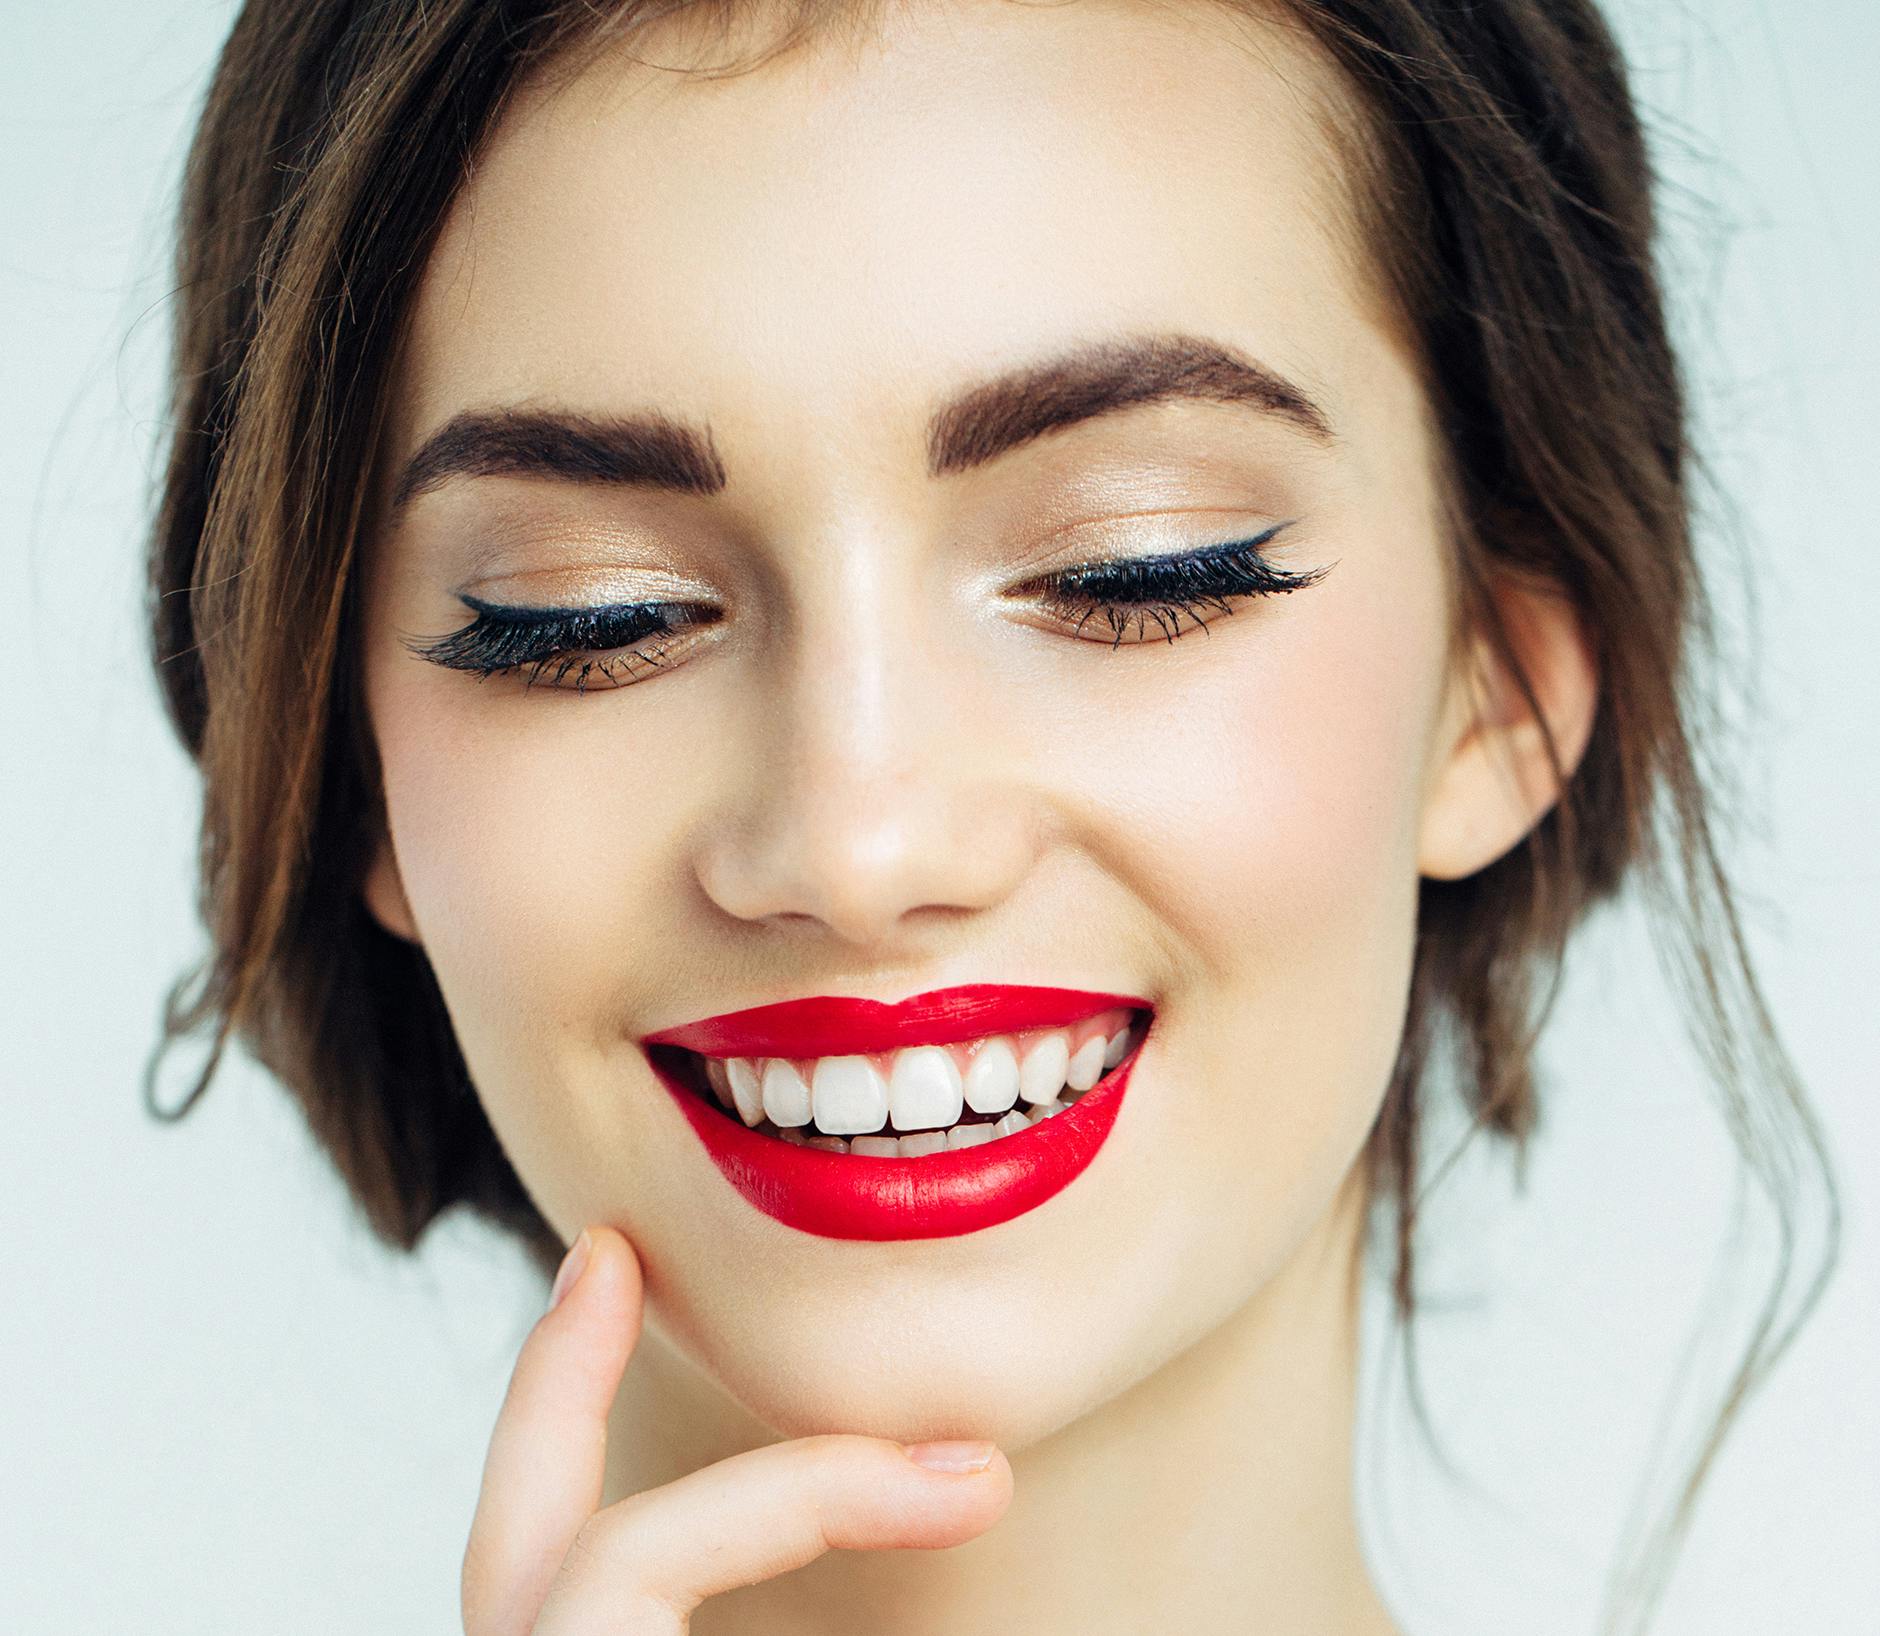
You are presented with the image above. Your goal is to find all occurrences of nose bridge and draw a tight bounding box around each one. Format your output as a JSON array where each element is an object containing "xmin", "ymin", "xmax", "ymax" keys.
[{"xmin": 692, "ymin": 541, "xmax": 1041, "ymax": 946}]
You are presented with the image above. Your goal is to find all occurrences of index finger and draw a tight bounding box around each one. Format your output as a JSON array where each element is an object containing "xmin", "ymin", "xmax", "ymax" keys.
[{"xmin": 462, "ymin": 1226, "xmax": 643, "ymax": 1636}]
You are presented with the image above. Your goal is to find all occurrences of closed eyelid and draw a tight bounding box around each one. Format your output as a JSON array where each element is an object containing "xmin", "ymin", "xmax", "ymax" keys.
[
  {"xmin": 1019, "ymin": 519, "xmax": 1298, "ymax": 586},
  {"xmin": 400, "ymin": 525, "xmax": 1330, "ymax": 684}
]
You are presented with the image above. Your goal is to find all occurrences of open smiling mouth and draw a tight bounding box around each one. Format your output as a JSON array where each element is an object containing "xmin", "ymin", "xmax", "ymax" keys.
[{"xmin": 641, "ymin": 987, "xmax": 1154, "ymax": 1241}]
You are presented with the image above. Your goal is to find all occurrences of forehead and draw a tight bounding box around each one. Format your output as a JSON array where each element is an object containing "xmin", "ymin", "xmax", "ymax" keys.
[{"xmin": 391, "ymin": 0, "xmax": 1390, "ymax": 481}]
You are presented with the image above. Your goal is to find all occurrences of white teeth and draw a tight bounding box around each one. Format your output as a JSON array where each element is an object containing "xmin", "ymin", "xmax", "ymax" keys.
[
  {"xmin": 1065, "ymin": 1034, "xmax": 1108, "ymax": 1092},
  {"xmin": 962, "ymin": 1037, "xmax": 1020, "ymax": 1113},
  {"xmin": 770, "ymin": 1102, "xmax": 1072, "ymax": 1155},
  {"xmin": 1102, "ymin": 1026, "xmax": 1131, "ymax": 1069},
  {"xmin": 760, "ymin": 1058, "xmax": 813, "ymax": 1127},
  {"xmin": 801, "ymin": 1116, "xmax": 1024, "ymax": 1155},
  {"xmin": 810, "ymin": 1055, "xmax": 889, "ymax": 1136},
  {"xmin": 1017, "ymin": 1032, "xmax": 1071, "ymax": 1107},
  {"xmin": 962, "ymin": 1045, "xmax": 1022, "ymax": 1120},
  {"xmin": 888, "ymin": 1045, "xmax": 964, "ymax": 1132},
  {"xmin": 704, "ymin": 1007, "xmax": 1147, "ymax": 1150},
  {"xmin": 726, "ymin": 1057, "xmax": 765, "ymax": 1126}
]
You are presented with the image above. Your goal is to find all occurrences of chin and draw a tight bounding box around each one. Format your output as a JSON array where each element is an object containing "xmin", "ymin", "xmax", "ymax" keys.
[{"xmin": 640, "ymin": 1252, "xmax": 1199, "ymax": 1455}]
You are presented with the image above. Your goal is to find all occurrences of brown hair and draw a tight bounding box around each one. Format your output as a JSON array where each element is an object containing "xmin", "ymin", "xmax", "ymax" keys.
[{"xmin": 144, "ymin": 0, "xmax": 1839, "ymax": 1626}]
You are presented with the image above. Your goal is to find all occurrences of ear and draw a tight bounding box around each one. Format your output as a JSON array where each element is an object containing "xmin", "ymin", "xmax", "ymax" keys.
[
  {"xmin": 1417, "ymin": 572, "xmax": 1599, "ymax": 881},
  {"xmin": 362, "ymin": 824, "xmax": 422, "ymax": 944}
]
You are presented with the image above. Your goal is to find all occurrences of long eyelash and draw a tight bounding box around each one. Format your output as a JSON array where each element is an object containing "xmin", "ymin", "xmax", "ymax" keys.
[
  {"xmin": 1028, "ymin": 520, "xmax": 1329, "ymax": 648},
  {"xmin": 403, "ymin": 595, "xmax": 709, "ymax": 692},
  {"xmin": 407, "ymin": 524, "xmax": 1326, "ymax": 692}
]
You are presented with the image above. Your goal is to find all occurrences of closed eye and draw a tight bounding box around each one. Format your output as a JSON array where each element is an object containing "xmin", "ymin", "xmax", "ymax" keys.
[
  {"xmin": 403, "ymin": 520, "xmax": 1331, "ymax": 690},
  {"xmin": 401, "ymin": 595, "xmax": 716, "ymax": 692},
  {"xmin": 1016, "ymin": 519, "xmax": 1330, "ymax": 646}
]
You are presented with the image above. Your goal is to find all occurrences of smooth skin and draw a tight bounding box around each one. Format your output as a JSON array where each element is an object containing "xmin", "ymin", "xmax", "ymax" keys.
[
  {"xmin": 358, "ymin": 1, "xmax": 1598, "ymax": 1630},
  {"xmin": 464, "ymin": 1227, "xmax": 1013, "ymax": 1634}
]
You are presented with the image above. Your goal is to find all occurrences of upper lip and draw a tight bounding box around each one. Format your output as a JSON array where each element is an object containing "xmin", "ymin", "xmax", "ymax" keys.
[{"xmin": 641, "ymin": 983, "xmax": 1152, "ymax": 1059}]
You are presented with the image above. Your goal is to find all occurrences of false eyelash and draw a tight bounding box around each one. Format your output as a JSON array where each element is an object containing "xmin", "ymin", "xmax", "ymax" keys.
[
  {"xmin": 406, "ymin": 521, "xmax": 1328, "ymax": 689},
  {"xmin": 1026, "ymin": 520, "xmax": 1328, "ymax": 647},
  {"xmin": 402, "ymin": 595, "xmax": 712, "ymax": 692}
]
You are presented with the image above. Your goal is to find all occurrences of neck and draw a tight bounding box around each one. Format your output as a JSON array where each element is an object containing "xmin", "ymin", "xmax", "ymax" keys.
[{"xmin": 604, "ymin": 1168, "xmax": 1399, "ymax": 1635}]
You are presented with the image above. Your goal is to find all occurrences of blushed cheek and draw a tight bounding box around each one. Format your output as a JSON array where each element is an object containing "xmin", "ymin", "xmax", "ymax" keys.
[
  {"xmin": 367, "ymin": 675, "xmax": 703, "ymax": 1060},
  {"xmin": 1104, "ymin": 543, "xmax": 1448, "ymax": 1173}
]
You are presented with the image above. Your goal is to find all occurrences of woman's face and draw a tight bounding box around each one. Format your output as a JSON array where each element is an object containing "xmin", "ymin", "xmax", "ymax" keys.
[{"xmin": 361, "ymin": 0, "xmax": 1479, "ymax": 1447}]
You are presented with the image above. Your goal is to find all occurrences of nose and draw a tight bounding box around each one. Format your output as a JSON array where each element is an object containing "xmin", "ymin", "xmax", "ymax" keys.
[{"xmin": 689, "ymin": 589, "xmax": 1046, "ymax": 951}]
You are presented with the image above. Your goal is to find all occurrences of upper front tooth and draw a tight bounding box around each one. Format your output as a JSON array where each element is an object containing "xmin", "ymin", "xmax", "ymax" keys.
[
  {"xmin": 888, "ymin": 1045, "xmax": 964, "ymax": 1132},
  {"xmin": 1017, "ymin": 1031, "xmax": 1071, "ymax": 1106},
  {"xmin": 714, "ymin": 1014, "xmax": 1136, "ymax": 1135},
  {"xmin": 726, "ymin": 1057, "xmax": 765, "ymax": 1126},
  {"xmin": 761, "ymin": 1058, "xmax": 812, "ymax": 1127},
  {"xmin": 962, "ymin": 1038, "xmax": 1020, "ymax": 1113},
  {"xmin": 811, "ymin": 1055, "xmax": 888, "ymax": 1135}
]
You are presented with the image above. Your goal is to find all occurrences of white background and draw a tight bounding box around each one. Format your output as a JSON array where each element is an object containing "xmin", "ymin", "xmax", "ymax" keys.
[{"xmin": 2, "ymin": 1, "xmax": 1874, "ymax": 1630}]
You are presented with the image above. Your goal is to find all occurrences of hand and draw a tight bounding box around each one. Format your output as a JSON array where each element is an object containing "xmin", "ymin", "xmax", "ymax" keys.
[{"xmin": 461, "ymin": 1225, "xmax": 1015, "ymax": 1634}]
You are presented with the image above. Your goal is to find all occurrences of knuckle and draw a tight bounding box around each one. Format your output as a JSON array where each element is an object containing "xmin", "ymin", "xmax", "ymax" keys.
[
  {"xmin": 785, "ymin": 1434, "xmax": 851, "ymax": 1495},
  {"xmin": 555, "ymin": 1510, "xmax": 690, "ymax": 1624},
  {"xmin": 792, "ymin": 1431, "xmax": 846, "ymax": 1463},
  {"xmin": 564, "ymin": 1511, "xmax": 620, "ymax": 1575},
  {"xmin": 797, "ymin": 1430, "xmax": 870, "ymax": 1472},
  {"xmin": 543, "ymin": 1522, "xmax": 616, "ymax": 1609},
  {"xmin": 566, "ymin": 1496, "xmax": 653, "ymax": 1579}
]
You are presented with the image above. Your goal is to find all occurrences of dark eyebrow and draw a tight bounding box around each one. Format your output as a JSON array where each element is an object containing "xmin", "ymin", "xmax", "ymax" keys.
[
  {"xmin": 926, "ymin": 331, "xmax": 1333, "ymax": 475},
  {"xmin": 389, "ymin": 330, "xmax": 1334, "ymax": 514},
  {"xmin": 391, "ymin": 408, "xmax": 728, "ymax": 511}
]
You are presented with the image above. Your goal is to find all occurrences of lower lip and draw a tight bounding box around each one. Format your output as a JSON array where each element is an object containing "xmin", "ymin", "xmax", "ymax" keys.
[{"xmin": 648, "ymin": 1036, "xmax": 1144, "ymax": 1240}]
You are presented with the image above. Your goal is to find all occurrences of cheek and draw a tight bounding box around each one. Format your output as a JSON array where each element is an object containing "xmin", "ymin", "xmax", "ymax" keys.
[
  {"xmin": 365, "ymin": 667, "xmax": 713, "ymax": 1109},
  {"xmin": 1087, "ymin": 535, "xmax": 1447, "ymax": 1238}
]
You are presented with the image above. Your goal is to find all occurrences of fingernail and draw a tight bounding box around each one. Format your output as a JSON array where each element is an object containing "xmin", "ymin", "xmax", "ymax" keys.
[
  {"xmin": 901, "ymin": 1439, "xmax": 996, "ymax": 1474},
  {"xmin": 548, "ymin": 1229, "xmax": 592, "ymax": 1311}
]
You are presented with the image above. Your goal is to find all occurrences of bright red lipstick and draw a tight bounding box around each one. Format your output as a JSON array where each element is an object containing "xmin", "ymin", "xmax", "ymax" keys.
[{"xmin": 642, "ymin": 984, "xmax": 1153, "ymax": 1240}]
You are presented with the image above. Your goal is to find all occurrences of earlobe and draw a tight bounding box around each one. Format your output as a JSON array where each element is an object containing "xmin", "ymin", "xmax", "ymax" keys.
[
  {"xmin": 1417, "ymin": 574, "xmax": 1599, "ymax": 882},
  {"xmin": 362, "ymin": 828, "xmax": 422, "ymax": 944}
]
